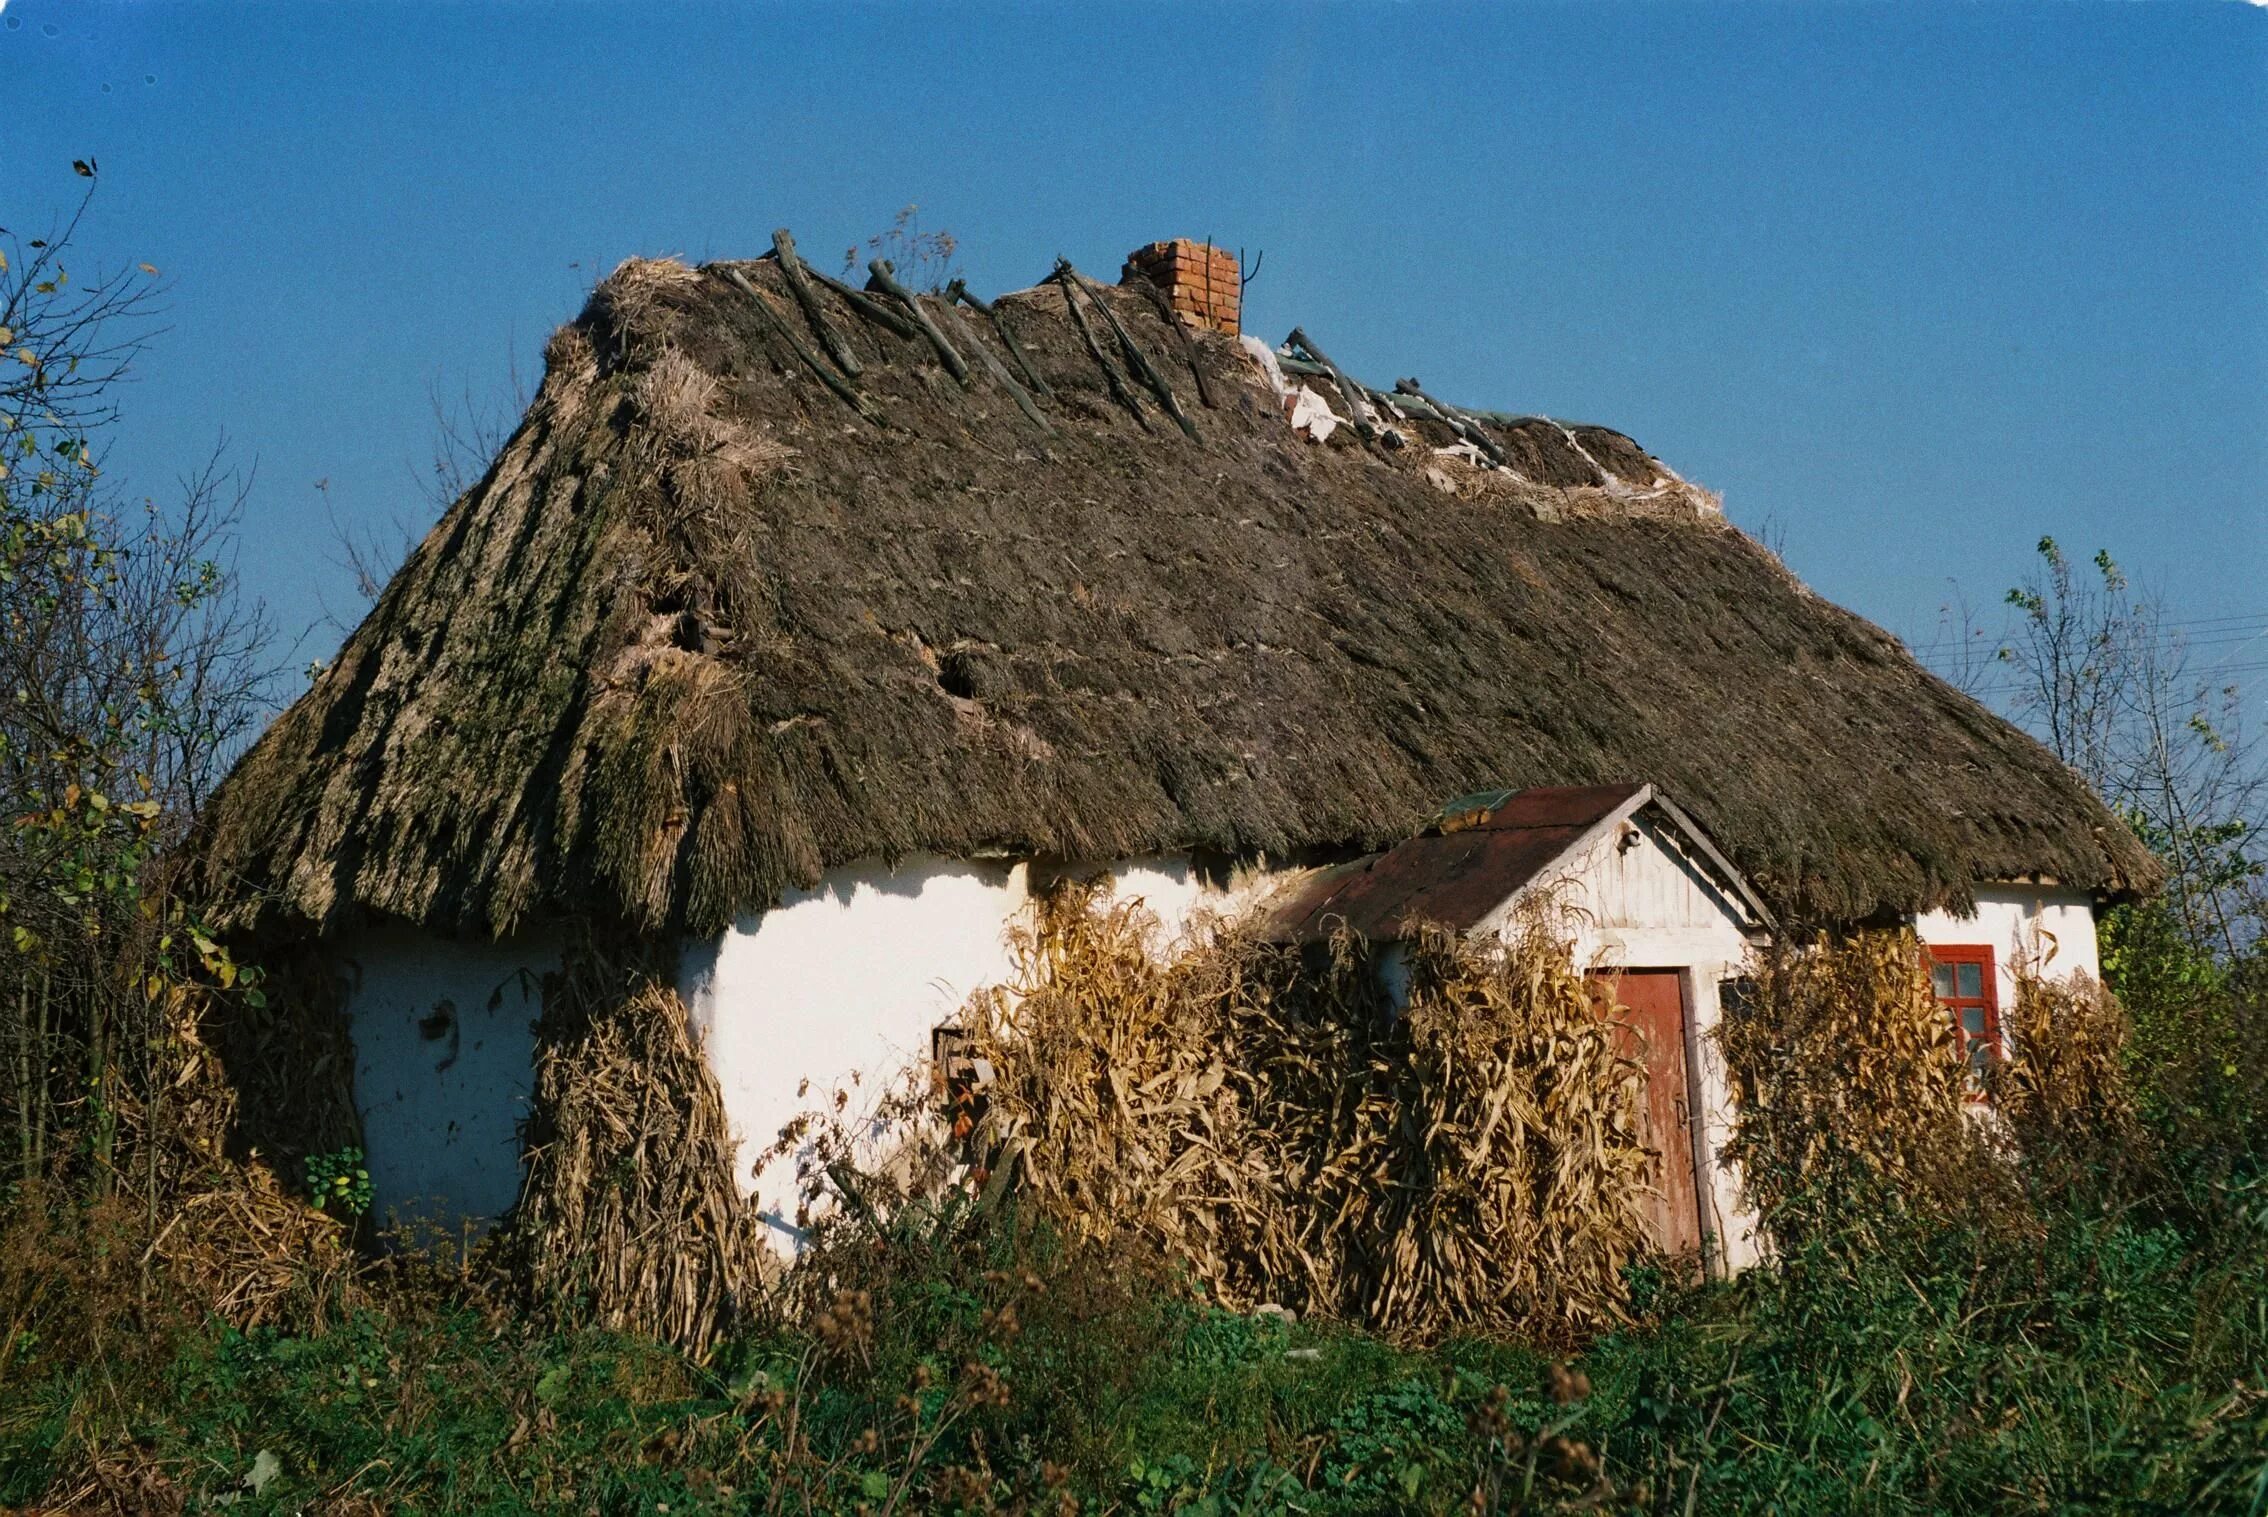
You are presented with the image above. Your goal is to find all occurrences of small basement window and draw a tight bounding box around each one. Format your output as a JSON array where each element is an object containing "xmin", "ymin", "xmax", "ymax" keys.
[
  {"xmin": 1926, "ymin": 944, "xmax": 2000, "ymax": 1092},
  {"xmin": 931, "ymin": 1026, "xmax": 990, "ymax": 1144}
]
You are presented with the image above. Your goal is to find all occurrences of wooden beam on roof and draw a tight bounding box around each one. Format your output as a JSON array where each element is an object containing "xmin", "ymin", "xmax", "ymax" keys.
[
  {"xmin": 770, "ymin": 229, "xmax": 862, "ymax": 378},
  {"xmin": 948, "ymin": 281, "xmax": 1053, "ymax": 400},
  {"xmin": 932, "ymin": 294, "xmax": 1054, "ymax": 436},
  {"xmin": 1396, "ymin": 377, "xmax": 1508, "ymax": 467},
  {"xmin": 809, "ymin": 265, "xmax": 922, "ymax": 340},
  {"xmin": 1275, "ymin": 349, "xmax": 1545, "ymax": 442},
  {"xmin": 867, "ymin": 259, "xmax": 970, "ymax": 384},
  {"xmin": 724, "ymin": 266, "xmax": 888, "ymax": 427},
  {"xmin": 1052, "ymin": 262, "xmax": 1152, "ymax": 432},
  {"xmin": 1285, "ymin": 328, "xmax": 1377, "ymax": 444},
  {"xmin": 1120, "ymin": 271, "xmax": 1218, "ymax": 410},
  {"xmin": 1067, "ymin": 264, "xmax": 1198, "ymax": 441}
]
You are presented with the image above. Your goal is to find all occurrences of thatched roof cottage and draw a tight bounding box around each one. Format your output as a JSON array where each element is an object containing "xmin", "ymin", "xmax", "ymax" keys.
[{"xmin": 199, "ymin": 234, "xmax": 2154, "ymax": 1271}]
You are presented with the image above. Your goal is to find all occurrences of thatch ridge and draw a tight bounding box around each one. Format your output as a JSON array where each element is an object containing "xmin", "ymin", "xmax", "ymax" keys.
[{"xmin": 197, "ymin": 248, "xmax": 2158, "ymax": 940}]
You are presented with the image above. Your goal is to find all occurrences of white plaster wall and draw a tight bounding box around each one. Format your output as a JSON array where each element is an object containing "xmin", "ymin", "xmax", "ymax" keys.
[
  {"xmin": 680, "ymin": 851, "xmax": 1295, "ymax": 1251},
  {"xmin": 680, "ymin": 856, "xmax": 1030, "ymax": 1244},
  {"xmin": 339, "ymin": 923, "xmax": 558, "ymax": 1238},
  {"xmin": 1039, "ymin": 854, "xmax": 1290, "ymax": 957},
  {"xmin": 1914, "ymin": 885, "xmax": 2101, "ymax": 1012}
]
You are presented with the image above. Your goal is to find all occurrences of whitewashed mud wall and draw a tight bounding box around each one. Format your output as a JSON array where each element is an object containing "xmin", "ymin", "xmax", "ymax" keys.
[
  {"xmin": 338, "ymin": 923, "xmax": 559, "ymax": 1236},
  {"xmin": 1913, "ymin": 885, "xmax": 2102, "ymax": 1008},
  {"xmin": 335, "ymin": 855, "xmax": 1280, "ymax": 1243},
  {"xmin": 344, "ymin": 854, "xmax": 2092, "ymax": 1271},
  {"xmin": 678, "ymin": 852, "xmax": 1288, "ymax": 1249}
]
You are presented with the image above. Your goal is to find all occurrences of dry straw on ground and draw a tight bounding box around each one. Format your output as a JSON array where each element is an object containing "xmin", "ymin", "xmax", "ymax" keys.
[
  {"xmin": 117, "ymin": 984, "xmax": 362, "ymax": 1329},
  {"xmin": 506, "ymin": 936, "xmax": 773, "ymax": 1354},
  {"xmin": 955, "ymin": 885, "xmax": 1650, "ymax": 1344}
]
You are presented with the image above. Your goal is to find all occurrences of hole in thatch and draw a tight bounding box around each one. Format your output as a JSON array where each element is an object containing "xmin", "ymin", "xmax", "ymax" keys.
[
  {"xmin": 667, "ymin": 611, "xmax": 710, "ymax": 654},
  {"xmin": 937, "ymin": 652, "xmax": 981, "ymax": 701}
]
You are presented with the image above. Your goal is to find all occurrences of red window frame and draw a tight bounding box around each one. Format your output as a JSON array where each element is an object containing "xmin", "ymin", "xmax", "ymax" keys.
[{"xmin": 1924, "ymin": 944, "xmax": 2000, "ymax": 1094}]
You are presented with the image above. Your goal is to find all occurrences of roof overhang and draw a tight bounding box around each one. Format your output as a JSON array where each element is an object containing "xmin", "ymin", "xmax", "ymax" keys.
[{"xmin": 1265, "ymin": 781, "xmax": 1776, "ymax": 945}]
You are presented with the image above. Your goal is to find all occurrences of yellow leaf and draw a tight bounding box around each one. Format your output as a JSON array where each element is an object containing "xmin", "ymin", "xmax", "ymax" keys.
[{"xmin": 139, "ymin": 263, "xmax": 159, "ymax": 276}]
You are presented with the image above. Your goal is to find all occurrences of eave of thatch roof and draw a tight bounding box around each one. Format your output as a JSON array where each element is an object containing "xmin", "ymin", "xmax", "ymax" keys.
[{"xmin": 195, "ymin": 249, "xmax": 2159, "ymax": 941}]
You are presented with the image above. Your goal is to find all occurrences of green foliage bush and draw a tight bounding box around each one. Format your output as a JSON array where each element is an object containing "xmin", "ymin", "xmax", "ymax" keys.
[{"xmin": 304, "ymin": 1147, "xmax": 372, "ymax": 1218}]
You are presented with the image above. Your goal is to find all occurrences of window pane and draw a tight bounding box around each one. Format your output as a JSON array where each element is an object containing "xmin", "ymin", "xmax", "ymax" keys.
[
  {"xmin": 1932, "ymin": 965, "xmax": 1955, "ymax": 997},
  {"xmin": 1957, "ymin": 963, "xmax": 1984, "ymax": 998},
  {"xmin": 1963, "ymin": 1007, "xmax": 1986, "ymax": 1033}
]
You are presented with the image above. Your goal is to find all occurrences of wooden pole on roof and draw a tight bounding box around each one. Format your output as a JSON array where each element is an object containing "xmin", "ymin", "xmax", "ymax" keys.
[
  {"xmin": 724, "ymin": 267, "xmax": 887, "ymax": 426},
  {"xmin": 932, "ymin": 295, "xmax": 1054, "ymax": 436},
  {"xmin": 1394, "ymin": 377, "xmax": 1508, "ymax": 466},
  {"xmin": 1374, "ymin": 390, "xmax": 1442, "ymax": 422},
  {"xmin": 1121, "ymin": 272, "xmax": 1218, "ymax": 410},
  {"xmin": 948, "ymin": 280, "xmax": 1052, "ymax": 400},
  {"xmin": 770, "ymin": 229, "xmax": 861, "ymax": 378},
  {"xmin": 867, "ymin": 259, "xmax": 970, "ymax": 384},
  {"xmin": 1285, "ymin": 328, "xmax": 1376, "ymax": 445},
  {"xmin": 1051, "ymin": 262, "xmax": 1151, "ymax": 432},
  {"xmin": 809, "ymin": 265, "xmax": 923, "ymax": 340},
  {"xmin": 1064, "ymin": 262, "xmax": 1199, "ymax": 441}
]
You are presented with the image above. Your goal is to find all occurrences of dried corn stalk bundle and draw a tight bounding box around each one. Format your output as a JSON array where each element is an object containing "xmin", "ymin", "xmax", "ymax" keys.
[
  {"xmin": 1715, "ymin": 930, "xmax": 1985, "ymax": 1246},
  {"xmin": 147, "ymin": 1158, "xmax": 359, "ymax": 1329},
  {"xmin": 955, "ymin": 888, "xmax": 1249, "ymax": 1266},
  {"xmin": 507, "ymin": 940, "xmax": 773, "ymax": 1353},
  {"xmin": 98, "ymin": 975, "xmax": 363, "ymax": 1329},
  {"xmin": 1345, "ymin": 921, "xmax": 1650, "ymax": 1338},
  {"xmin": 960, "ymin": 886, "xmax": 1650, "ymax": 1345},
  {"xmin": 1995, "ymin": 970, "xmax": 2138, "ymax": 1162}
]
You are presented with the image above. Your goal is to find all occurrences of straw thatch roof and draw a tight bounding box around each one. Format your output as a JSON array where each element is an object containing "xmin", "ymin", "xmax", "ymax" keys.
[{"xmin": 197, "ymin": 247, "xmax": 2157, "ymax": 941}]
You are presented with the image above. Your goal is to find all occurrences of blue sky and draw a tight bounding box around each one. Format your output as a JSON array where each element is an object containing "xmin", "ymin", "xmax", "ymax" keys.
[{"xmin": 6, "ymin": 1, "xmax": 2264, "ymax": 693}]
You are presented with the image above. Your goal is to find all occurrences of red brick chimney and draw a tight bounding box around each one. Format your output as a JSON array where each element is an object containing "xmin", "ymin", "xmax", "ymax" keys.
[{"xmin": 1122, "ymin": 239, "xmax": 1239, "ymax": 335}]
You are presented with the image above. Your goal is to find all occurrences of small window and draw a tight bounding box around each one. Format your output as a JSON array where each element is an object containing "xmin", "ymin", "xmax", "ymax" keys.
[
  {"xmin": 1925, "ymin": 944, "xmax": 1999, "ymax": 1092},
  {"xmin": 1717, "ymin": 976, "xmax": 1758, "ymax": 1022},
  {"xmin": 931, "ymin": 1026, "xmax": 989, "ymax": 1143}
]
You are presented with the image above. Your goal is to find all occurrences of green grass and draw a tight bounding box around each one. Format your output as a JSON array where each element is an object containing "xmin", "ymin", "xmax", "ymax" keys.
[{"xmin": 3, "ymin": 1176, "xmax": 2262, "ymax": 1515}]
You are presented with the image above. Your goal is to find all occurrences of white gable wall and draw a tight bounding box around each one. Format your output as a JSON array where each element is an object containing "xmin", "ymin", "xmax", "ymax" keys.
[{"xmin": 1475, "ymin": 812, "xmax": 1768, "ymax": 1274}]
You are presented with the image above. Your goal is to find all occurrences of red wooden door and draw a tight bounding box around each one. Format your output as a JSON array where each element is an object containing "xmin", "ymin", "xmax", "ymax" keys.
[{"xmin": 1592, "ymin": 970, "xmax": 1703, "ymax": 1256}]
